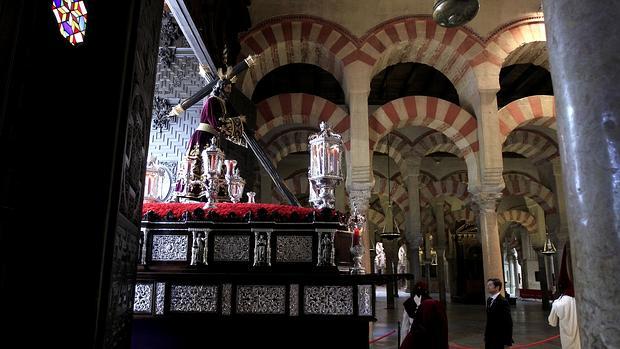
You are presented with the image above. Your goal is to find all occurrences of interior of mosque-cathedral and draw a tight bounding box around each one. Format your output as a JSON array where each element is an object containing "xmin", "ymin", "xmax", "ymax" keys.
[{"xmin": 1, "ymin": 1, "xmax": 619, "ymax": 348}]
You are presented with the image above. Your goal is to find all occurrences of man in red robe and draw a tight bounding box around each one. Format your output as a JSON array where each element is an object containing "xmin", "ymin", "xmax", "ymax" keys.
[{"xmin": 400, "ymin": 281, "xmax": 449, "ymax": 349}]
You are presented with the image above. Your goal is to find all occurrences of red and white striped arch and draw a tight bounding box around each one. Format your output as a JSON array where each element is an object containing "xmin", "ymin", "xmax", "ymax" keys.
[
  {"xmin": 265, "ymin": 128, "xmax": 315, "ymax": 164},
  {"xmin": 420, "ymin": 180, "xmax": 470, "ymax": 206},
  {"xmin": 503, "ymin": 129, "xmax": 559, "ymax": 165},
  {"xmin": 411, "ymin": 130, "xmax": 463, "ymax": 158},
  {"xmin": 421, "ymin": 209, "xmax": 436, "ymax": 232},
  {"xmin": 255, "ymin": 93, "xmax": 351, "ymax": 148},
  {"xmin": 498, "ymin": 95, "xmax": 556, "ymax": 141},
  {"xmin": 373, "ymin": 176, "xmax": 409, "ymax": 212},
  {"xmin": 239, "ymin": 16, "xmax": 357, "ymax": 99},
  {"xmin": 360, "ymin": 17, "xmax": 484, "ymax": 91},
  {"xmin": 445, "ymin": 208, "xmax": 476, "ymax": 227},
  {"xmin": 484, "ymin": 17, "xmax": 547, "ymax": 70},
  {"xmin": 272, "ymin": 171, "xmax": 309, "ymax": 203},
  {"xmin": 374, "ymin": 131, "xmax": 415, "ymax": 174},
  {"xmin": 503, "ymin": 41, "xmax": 549, "ymax": 70},
  {"xmin": 367, "ymin": 209, "xmax": 385, "ymax": 228},
  {"xmin": 497, "ymin": 209, "xmax": 537, "ymax": 233},
  {"xmin": 369, "ymin": 96, "xmax": 478, "ymax": 156},
  {"xmin": 419, "ymin": 171, "xmax": 437, "ymax": 186},
  {"xmin": 441, "ymin": 170, "xmax": 468, "ymax": 183},
  {"xmin": 502, "ymin": 173, "xmax": 555, "ymax": 214},
  {"xmin": 370, "ymin": 96, "xmax": 479, "ymax": 186}
]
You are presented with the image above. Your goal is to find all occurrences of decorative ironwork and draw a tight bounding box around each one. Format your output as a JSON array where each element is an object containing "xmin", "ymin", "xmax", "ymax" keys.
[
  {"xmin": 358, "ymin": 285, "xmax": 373, "ymax": 316},
  {"xmin": 222, "ymin": 284, "xmax": 232, "ymax": 315},
  {"xmin": 155, "ymin": 282, "xmax": 165, "ymax": 315},
  {"xmin": 158, "ymin": 11, "xmax": 181, "ymax": 68},
  {"xmin": 151, "ymin": 234, "xmax": 188, "ymax": 261},
  {"xmin": 317, "ymin": 231, "xmax": 335, "ymax": 267},
  {"xmin": 289, "ymin": 284, "xmax": 299, "ymax": 316},
  {"xmin": 303, "ymin": 286, "xmax": 354, "ymax": 315},
  {"xmin": 169, "ymin": 285, "xmax": 218, "ymax": 313},
  {"xmin": 213, "ymin": 235, "xmax": 249, "ymax": 262},
  {"xmin": 253, "ymin": 231, "xmax": 272, "ymax": 267},
  {"xmin": 276, "ymin": 235, "xmax": 313, "ymax": 263},
  {"xmin": 134, "ymin": 283, "xmax": 153, "ymax": 313},
  {"xmin": 151, "ymin": 96, "xmax": 172, "ymax": 131},
  {"xmin": 236, "ymin": 285, "xmax": 286, "ymax": 314}
]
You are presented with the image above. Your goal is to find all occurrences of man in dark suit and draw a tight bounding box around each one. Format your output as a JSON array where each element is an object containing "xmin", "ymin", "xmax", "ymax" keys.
[{"xmin": 484, "ymin": 278, "xmax": 513, "ymax": 349}]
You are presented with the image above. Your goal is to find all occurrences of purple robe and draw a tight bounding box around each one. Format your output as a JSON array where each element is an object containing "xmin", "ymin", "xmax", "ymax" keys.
[{"xmin": 187, "ymin": 95, "xmax": 226, "ymax": 153}]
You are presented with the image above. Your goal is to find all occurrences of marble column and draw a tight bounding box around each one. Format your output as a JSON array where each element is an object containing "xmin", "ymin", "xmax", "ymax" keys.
[
  {"xmin": 474, "ymin": 192, "xmax": 506, "ymax": 296},
  {"xmin": 433, "ymin": 200, "xmax": 448, "ymax": 305},
  {"xmin": 550, "ymin": 158, "xmax": 569, "ymax": 248},
  {"xmin": 544, "ymin": 2, "xmax": 620, "ymax": 345},
  {"xmin": 404, "ymin": 159, "xmax": 423, "ymax": 291}
]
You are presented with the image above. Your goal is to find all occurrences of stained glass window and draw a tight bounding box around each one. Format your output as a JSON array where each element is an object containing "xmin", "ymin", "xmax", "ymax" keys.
[{"xmin": 51, "ymin": 0, "xmax": 87, "ymax": 46}]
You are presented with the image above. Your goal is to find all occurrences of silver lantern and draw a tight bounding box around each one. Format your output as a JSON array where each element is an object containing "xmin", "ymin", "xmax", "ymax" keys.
[
  {"xmin": 308, "ymin": 122, "xmax": 344, "ymax": 209},
  {"xmin": 202, "ymin": 137, "xmax": 225, "ymax": 208}
]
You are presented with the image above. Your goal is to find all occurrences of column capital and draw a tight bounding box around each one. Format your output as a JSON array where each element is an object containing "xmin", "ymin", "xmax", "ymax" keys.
[
  {"xmin": 472, "ymin": 191, "xmax": 502, "ymax": 213},
  {"xmin": 347, "ymin": 182, "xmax": 373, "ymax": 214}
]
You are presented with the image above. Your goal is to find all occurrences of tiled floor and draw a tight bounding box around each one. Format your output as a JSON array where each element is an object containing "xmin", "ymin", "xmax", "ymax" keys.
[{"xmin": 370, "ymin": 287, "xmax": 561, "ymax": 349}]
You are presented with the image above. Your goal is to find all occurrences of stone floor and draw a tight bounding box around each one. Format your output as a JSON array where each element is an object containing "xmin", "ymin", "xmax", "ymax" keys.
[{"xmin": 370, "ymin": 287, "xmax": 561, "ymax": 349}]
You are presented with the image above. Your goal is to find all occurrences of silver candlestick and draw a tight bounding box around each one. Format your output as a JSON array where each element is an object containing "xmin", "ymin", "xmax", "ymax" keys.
[{"xmin": 348, "ymin": 207, "xmax": 366, "ymax": 275}]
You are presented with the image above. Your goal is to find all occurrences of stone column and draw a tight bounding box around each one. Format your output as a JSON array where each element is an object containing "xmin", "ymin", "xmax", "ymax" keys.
[
  {"xmin": 433, "ymin": 200, "xmax": 448, "ymax": 305},
  {"xmin": 470, "ymin": 75, "xmax": 506, "ymax": 296},
  {"xmin": 349, "ymin": 185, "xmax": 373, "ymax": 272},
  {"xmin": 344, "ymin": 63, "xmax": 374, "ymax": 275},
  {"xmin": 335, "ymin": 184, "xmax": 346, "ymax": 212},
  {"xmin": 544, "ymin": 4, "xmax": 620, "ymax": 344},
  {"xmin": 474, "ymin": 192, "xmax": 506, "ymax": 295},
  {"xmin": 404, "ymin": 159, "xmax": 423, "ymax": 290}
]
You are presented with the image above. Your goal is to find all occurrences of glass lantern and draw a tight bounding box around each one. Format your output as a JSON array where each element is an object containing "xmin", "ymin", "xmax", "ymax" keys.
[
  {"xmin": 144, "ymin": 156, "xmax": 161, "ymax": 203},
  {"xmin": 201, "ymin": 137, "xmax": 225, "ymax": 208},
  {"xmin": 308, "ymin": 122, "xmax": 344, "ymax": 209},
  {"xmin": 226, "ymin": 168, "xmax": 245, "ymax": 203}
]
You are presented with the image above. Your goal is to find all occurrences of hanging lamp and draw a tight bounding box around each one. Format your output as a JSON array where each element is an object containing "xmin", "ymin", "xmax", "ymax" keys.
[{"xmin": 432, "ymin": 0, "xmax": 480, "ymax": 28}]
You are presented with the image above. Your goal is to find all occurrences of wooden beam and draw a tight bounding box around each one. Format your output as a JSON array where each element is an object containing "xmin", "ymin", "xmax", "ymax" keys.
[{"xmin": 166, "ymin": 0, "xmax": 216, "ymax": 80}]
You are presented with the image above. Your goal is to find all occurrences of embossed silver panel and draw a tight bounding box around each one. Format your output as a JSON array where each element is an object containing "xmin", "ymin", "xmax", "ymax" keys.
[
  {"xmin": 213, "ymin": 235, "xmax": 249, "ymax": 262},
  {"xmin": 222, "ymin": 284, "xmax": 232, "ymax": 315},
  {"xmin": 304, "ymin": 286, "xmax": 354, "ymax": 315},
  {"xmin": 169, "ymin": 285, "xmax": 218, "ymax": 313},
  {"xmin": 151, "ymin": 234, "xmax": 188, "ymax": 261},
  {"xmin": 289, "ymin": 284, "xmax": 299, "ymax": 316},
  {"xmin": 236, "ymin": 285, "xmax": 286, "ymax": 314},
  {"xmin": 276, "ymin": 235, "xmax": 313, "ymax": 263},
  {"xmin": 134, "ymin": 283, "xmax": 153, "ymax": 313},
  {"xmin": 358, "ymin": 285, "xmax": 373, "ymax": 316},
  {"xmin": 155, "ymin": 282, "xmax": 165, "ymax": 315}
]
